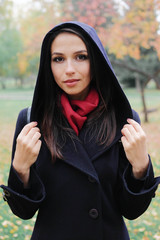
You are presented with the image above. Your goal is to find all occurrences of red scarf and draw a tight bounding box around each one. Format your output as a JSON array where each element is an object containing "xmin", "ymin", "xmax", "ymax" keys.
[{"xmin": 60, "ymin": 89, "xmax": 99, "ymax": 135}]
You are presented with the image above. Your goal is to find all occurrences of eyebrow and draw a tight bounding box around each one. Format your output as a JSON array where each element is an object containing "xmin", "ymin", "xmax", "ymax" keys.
[{"xmin": 51, "ymin": 50, "xmax": 88, "ymax": 56}]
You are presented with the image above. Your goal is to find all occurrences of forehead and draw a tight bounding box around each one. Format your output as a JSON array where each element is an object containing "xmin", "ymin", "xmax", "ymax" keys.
[{"xmin": 51, "ymin": 32, "xmax": 87, "ymax": 52}]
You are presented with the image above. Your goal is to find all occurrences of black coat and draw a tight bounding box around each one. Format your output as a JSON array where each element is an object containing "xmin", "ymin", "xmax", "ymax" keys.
[
  {"xmin": 1, "ymin": 108, "xmax": 160, "ymax": 240},
  {"xmin": 1, "ymin": 21, "xmax": 160, "ymax": 240}
]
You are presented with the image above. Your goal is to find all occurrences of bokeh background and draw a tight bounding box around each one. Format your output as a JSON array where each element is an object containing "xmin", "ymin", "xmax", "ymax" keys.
[{"xmin": 0, "ymin": 0, "xmax": 160, "ymax": 239}]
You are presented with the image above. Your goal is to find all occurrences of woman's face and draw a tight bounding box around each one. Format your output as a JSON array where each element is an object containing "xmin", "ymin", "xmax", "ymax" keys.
[{"xmin": 50, "ymin": 32, "xmax": 91, "ymax": 100}]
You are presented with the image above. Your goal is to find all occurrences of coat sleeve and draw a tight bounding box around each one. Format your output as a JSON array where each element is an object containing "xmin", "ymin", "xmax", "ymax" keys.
[
  {"xmin": 0, "ymin": 109, "xmax": 46, "ymax": 220},
  {"xmin": 116, "ymin": 110, "xmax": 160, "ymax": 220}
]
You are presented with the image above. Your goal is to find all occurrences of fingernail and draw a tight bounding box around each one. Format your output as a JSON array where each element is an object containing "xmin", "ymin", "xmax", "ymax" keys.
[{"xmin": 127, "ymin": 118, "xmax": 132, "ymax": 122}]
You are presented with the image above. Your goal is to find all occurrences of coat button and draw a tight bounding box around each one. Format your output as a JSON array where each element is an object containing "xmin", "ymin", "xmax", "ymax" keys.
[
  {"xmin": 89, "ymin": 208, "xmax": 99, "ymax": 219},
  {"xmin": 88, "ymin": 176, "xmax": 96, "ymax": 183}
]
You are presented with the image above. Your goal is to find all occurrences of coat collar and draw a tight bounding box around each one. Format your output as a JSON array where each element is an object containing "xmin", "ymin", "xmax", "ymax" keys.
[
  {"xmin": 60, "ymin": 128, "xmax": 121, "ymax": 183},
  {"xmin": 61, "ymin": 136, "xmax": 100, "ymax": 182}
]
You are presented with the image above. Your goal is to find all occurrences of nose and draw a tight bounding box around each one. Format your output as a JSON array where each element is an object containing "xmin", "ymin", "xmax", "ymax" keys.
[{"xmin": 65, "ymin": 60, "xmax": 75, "ymax": 75}]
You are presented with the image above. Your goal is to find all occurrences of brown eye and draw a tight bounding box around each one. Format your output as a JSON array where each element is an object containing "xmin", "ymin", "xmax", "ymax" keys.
[
  {"xmin": 53, "ymin": 57, "xmax": 64, "ymax": 62},
  {"xmin": 76, "ymin": 54, "xmax": 88, "ymax": 60}
]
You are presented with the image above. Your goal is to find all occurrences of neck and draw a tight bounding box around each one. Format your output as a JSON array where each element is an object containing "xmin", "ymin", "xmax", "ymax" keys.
[{"xmin": 68, "ymin": 86, "xmax": 91, "ymax": 101}]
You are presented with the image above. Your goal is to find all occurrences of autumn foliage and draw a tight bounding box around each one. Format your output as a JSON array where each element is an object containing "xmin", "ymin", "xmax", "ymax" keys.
[
  {"xmin": 107, "ymin": 0, "xmax": 160, "ymax": 59},
  {"xmin": 60, "ymin": 0, "xmax": 160, "ymax": 60}
]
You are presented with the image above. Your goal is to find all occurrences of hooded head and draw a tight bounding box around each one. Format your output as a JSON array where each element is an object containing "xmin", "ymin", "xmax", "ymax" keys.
[{"xmin": 30, "ymin": 21, "xmax": 133, "ymax": 158}]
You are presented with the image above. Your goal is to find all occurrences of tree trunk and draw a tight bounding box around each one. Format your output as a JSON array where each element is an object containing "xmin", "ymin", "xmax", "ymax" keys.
[
  {"xmin": 135, "ymin": 78, "xmax": 141, "ymax": 92},
  {"xmin": 136, "ymin": 78, "xmax": 148, "ymax": 122},
  {"xmin": 0, "ymin": 78, "xmax": 6, "ymax": 89},
  {"xmin": 20, "ymin": 77, "xmax": 23, "ymax": 88},
  {"xmin": 154, "ymin": 78, "xmax": 160, "ymax": 89},
  {"xmin": 141, "ymin": 85, "xmax": 148, "ymax": 122}
]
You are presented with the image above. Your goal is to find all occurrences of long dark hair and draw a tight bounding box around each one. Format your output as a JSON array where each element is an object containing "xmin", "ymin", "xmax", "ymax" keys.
[{"xmin": 37, "ymin": 27, "xmax": 116, "ymax": 160}]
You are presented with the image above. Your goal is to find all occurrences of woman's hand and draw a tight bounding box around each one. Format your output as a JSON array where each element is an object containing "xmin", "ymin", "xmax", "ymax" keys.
[
  {"xmin": 13, "ymin": 122, "xmax": 42, "ymax": 187},
  {"xmin": 121, "ymin": 118, "xmax": 149, "ymax": 179}
]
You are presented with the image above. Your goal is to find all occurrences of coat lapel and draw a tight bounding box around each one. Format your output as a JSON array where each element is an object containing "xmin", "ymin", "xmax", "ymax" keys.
[
  {"xmin": 61, "ymin": 136, "xmax": 100, "ymax": 182},
  {"xmin": 60, "ymin": 129, "xmax": 121, "ymax": 183},
  {"xmin": 78, "ymin": 126, "xmax": 122, "ymax": 161}
]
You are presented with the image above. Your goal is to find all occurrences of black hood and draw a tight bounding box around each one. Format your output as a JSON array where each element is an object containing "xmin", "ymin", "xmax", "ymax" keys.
[{"xmin": 31, "ymin": 21, "xmax": 133, "ymax": 134}]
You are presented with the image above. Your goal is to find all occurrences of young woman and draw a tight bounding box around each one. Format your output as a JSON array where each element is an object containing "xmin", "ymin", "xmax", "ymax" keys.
[{"xmin": 1, "ymin": 21, "xmax": 160, "ymax": 240}]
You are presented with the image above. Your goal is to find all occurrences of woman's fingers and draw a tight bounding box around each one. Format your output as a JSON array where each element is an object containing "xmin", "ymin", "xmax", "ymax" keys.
[
  {"xmin": 29, "ymin": 131, "xmax": 42, "ymax": 156},
  {"xmin": 122, "ymin": 119, "xmax": 146, "ymax": 145},
  {"xmin": 13, "ymin": 122, "xmax": 42, "ymax": 187},
  {"xmin": 26, "ymin": 127, "xmax": 41, "ymax": 142},
  {"xmin": 121, "ymin": 125, "xmax": 135, "ymax": 142},
  {"xmin": 121, "ymin": 119, "xmax": 146, "ymax": 151},
  {"xmin": 18, "ymin": 122, "xmax": 38, "ymax": 137},
  {"xmin": 127, "ymin": 118, "xmax": 144, "ymax": 134},
  {"xmin": 17, "ymin": 122, "xmax": 40, "ymax": 144},
  {"xmin": 15, "ymin": 122, "xmax": 42, "ymax": 165},
  {"xmin": 121, "ymin": 118, "xmax": 149, "ymax": 179}
]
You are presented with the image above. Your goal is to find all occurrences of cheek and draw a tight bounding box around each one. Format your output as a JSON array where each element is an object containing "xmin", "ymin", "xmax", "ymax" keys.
[
  {"xmin": 80, "ymin": 63, "xmax": 91, "ymax": 81},
  {"xmin": 85, "ymin": 64, "xmax": 91, "ymax": 82},
  {"xmin": 51, "ymin": 65, "xmax": 61, "ymax": 83}
]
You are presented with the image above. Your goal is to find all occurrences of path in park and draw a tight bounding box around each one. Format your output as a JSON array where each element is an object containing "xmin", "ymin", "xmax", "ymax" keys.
[{"xmin": 0, "ymin": 92, "xmax": 33, "ymax": 100}]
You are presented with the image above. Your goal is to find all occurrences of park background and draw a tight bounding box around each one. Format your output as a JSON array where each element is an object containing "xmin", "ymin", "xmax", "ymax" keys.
[{"xmin": 0, "ymin": 0, "xmax": 160, "ymax": 239}]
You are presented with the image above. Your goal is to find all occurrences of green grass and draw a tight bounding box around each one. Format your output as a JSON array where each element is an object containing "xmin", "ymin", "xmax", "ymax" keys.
[
  {"xmin": 124, "ymin": 88, "xmax": 160, "ymax": 111},
  {"xmin": 0, "ymin": 89, "xmax": 33, "ymax": 123},
  {"xmin": 0, "ymin": 88, "xmax": 160, "ymax": 239}
]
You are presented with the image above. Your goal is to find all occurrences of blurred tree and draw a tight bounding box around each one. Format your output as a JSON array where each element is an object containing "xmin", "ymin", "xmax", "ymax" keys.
[
  {"xmin": 0, "ymin": 0, "xmax": 23, "ymax": 88},
  {"xmin": 108, "ymin": 0, "xmax": 160, "ymax": 58},
  {"xmin": 60, "ymin": 0, "xmax": 117, "ymax": 26},
  {"xmin": 16, "ymin": 0, "xmax": 60, "ymax": 83},
  {"xmin": 107, "ymin": 0, "xmax": 160, "ymax": 122},
  {"xmin": 0, "ymin": 29, "xmax": 23, "ymax": 88},
  {"xmin": 111, "ymin": 48, "xmax": 160, "ymax": 89},
  {"xmin": 111, "ymin": 47, "xmax": 160, "ymax": 122},
  {"xmin": 59, "ymin": 0, "xmax": 119, "ymax": 45},
  {"xmin": 0, "ymin": 0, "xmax": 13, "ymax": 31}
]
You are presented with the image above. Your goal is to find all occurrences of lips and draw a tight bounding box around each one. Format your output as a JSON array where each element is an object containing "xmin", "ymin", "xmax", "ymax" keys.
[
  {"xmin": 64, "ymin": 79, "xmax": 80, "ymax": 87},
  {"xmin": 64, "ymin": 79, "xmax": 79, "ymax": 83}
]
